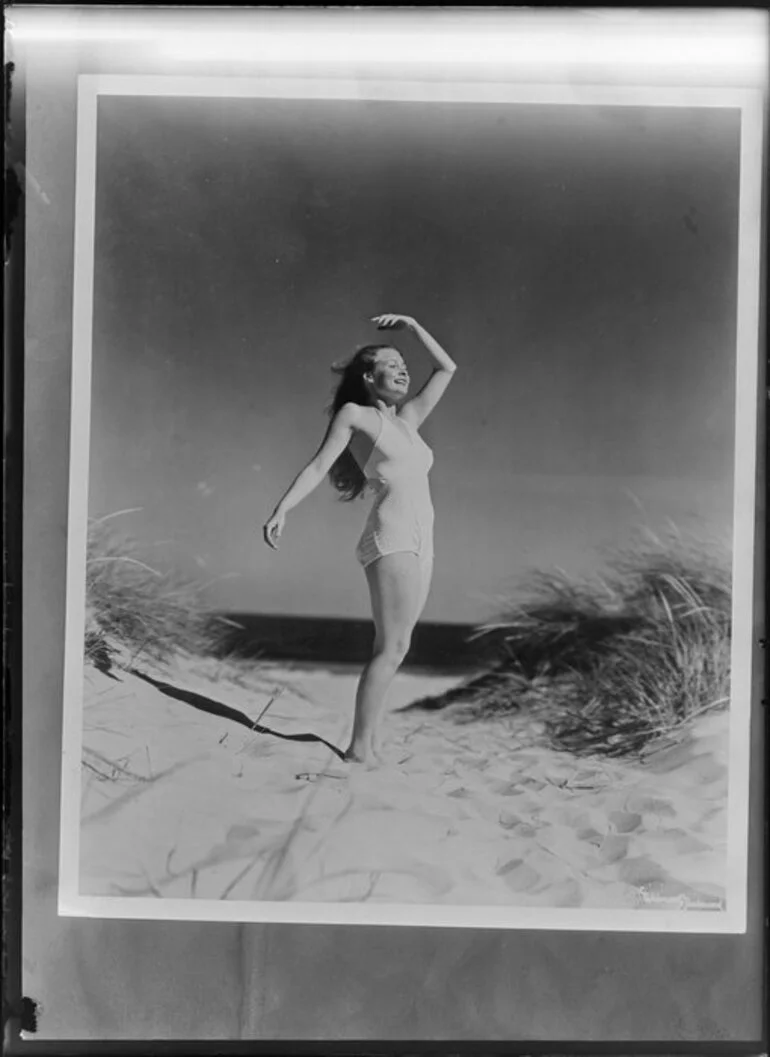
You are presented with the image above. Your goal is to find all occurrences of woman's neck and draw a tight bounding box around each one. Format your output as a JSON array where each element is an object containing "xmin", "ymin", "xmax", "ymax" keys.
[{"xmin": 373, "ymin": 398, "xmax": 398, "ymax": 416}]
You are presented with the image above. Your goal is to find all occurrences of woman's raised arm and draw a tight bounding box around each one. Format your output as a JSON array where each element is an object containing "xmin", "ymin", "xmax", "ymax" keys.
[
  {"xmin": 373, "ymin": 314, "xmax": 457, "ymax": 428},
  {"xmin": 263, "ymin": 402, "xmax": 361, "ymax": 549}
]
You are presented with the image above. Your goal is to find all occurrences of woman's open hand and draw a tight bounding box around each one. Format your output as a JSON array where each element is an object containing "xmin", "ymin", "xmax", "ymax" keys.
[
  {"xmin": 263, "ymin": 509, "xmax": 285, "ymax": 550},
  {"xmin": 372, "ymin": 313, "xmax": 417, "ymax": 331}
]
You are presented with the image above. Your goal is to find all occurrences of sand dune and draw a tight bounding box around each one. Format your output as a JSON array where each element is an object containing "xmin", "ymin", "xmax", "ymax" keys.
[{"xmin": 78, "ymin": 656, "xmax": 729, "ymax": 911}]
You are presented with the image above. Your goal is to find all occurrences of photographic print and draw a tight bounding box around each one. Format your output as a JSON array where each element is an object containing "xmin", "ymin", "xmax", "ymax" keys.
[{"xmin": 59, "ymin": 75, "xmax": 761, "ymax": 931}]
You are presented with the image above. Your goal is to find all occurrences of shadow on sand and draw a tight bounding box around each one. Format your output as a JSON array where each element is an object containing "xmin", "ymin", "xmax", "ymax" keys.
[{"xmin": 130, "ymin": 669, "xmax": 347, "ymax": 761}]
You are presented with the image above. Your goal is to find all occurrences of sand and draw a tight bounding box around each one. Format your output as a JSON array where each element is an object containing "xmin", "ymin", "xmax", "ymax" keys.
[{"xmin": 78, "ymin": 655, "xmax": 729, "ymax": 910}]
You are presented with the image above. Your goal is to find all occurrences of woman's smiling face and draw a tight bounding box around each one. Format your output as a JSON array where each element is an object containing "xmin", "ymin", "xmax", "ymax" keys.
[{"xmin": 367, "ymin": 347, "xmax": 410, "ymax": 400}]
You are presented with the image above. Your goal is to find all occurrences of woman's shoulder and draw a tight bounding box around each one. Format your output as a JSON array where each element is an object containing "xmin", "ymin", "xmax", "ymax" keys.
[{"xmin": 337, "ymin": 402, "xmax": 378, "ymax": 429}]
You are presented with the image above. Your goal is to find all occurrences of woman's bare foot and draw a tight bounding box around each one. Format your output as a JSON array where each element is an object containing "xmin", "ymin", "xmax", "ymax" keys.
[{"xmin": 343, "ymin": 742, "xmax": 382, "ymax": 768}]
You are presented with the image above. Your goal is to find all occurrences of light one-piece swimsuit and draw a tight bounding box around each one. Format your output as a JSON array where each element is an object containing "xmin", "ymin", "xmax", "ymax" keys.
[{"xmin": 355, "ymin": 408, "xmax": 435, "ymax": 578}]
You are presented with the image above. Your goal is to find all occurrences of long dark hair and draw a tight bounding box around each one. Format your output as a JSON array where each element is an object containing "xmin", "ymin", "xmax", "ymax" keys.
[{"xmin": 326, "ymin": 344, "xmax": 391, "ymax": 502}]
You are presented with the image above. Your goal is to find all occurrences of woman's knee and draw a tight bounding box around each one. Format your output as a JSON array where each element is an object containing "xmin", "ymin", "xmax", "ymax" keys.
[{"xmin": 375, "ymin": 630, "xmax": 412, "ymax": 667}]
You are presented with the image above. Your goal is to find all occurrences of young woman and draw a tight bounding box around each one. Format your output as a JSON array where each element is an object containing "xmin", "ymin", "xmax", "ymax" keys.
[{"xmin": 263, "ymin": 314, "xmax": 457, "ymax": 766}]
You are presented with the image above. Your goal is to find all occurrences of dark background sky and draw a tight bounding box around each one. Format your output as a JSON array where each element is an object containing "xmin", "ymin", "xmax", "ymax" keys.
[{"xmin": 89, "ymin": 94, "xmax": 739, "ymax": 622}]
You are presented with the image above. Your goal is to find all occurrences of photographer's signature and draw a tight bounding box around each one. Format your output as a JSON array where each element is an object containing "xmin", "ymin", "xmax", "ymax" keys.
[{"xmin": 636, "ymin": 886, "xmax": 725, "ymax": 911}]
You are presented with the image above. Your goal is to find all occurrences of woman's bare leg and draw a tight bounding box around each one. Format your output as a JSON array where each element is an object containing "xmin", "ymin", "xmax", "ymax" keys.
[
  {"xmin": 369, "ymin": 553, "xmax": 434, "ymax": 760},
  {"xmin": 344, "ymin": 552, "xmax": 422, "ymax": 765},
  {"xmin": 415, "ymin": 554, "xmax": 434, "ymax": 624}
]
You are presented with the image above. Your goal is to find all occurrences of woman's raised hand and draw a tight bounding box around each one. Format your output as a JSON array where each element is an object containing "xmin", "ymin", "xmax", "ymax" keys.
[
  {"xmin": 263, "ymin": 509, "xmax": 286, "ymax": 550},
  {"xmin": 372, "ymin": 313, "xmax": 417, "ymax": 331}
]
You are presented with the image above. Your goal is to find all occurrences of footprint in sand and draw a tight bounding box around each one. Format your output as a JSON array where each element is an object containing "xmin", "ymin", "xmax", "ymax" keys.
[
  {"xmin": 496, "ymin": 858, "xmax": 542, "ymax": 893},
  {"xmin": 608, "ymin": 810, "xmax": 643, "ymax": 834}
]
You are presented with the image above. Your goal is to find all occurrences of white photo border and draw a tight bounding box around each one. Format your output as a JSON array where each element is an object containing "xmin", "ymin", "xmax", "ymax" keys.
[{"xmin": 59, "ymin": 74, "xmax": 764, "ymax": 933}]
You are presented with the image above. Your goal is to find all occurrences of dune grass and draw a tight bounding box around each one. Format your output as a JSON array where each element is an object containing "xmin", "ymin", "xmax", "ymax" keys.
[
  {"xmin": 408, "ymin": 530, "xmax": 732, "ymax": 759},
  {"xmin": 84, "ymin": 512, "xmax": 228, "ymax": 671}
]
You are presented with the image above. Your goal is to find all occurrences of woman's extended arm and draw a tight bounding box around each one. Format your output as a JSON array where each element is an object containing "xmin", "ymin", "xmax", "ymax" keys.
[
  {"xmin": 263, "ymin": 402, "xmax": 360, "ymax": 549},
  {"xmin": 373, "ymin": 314, "xmax": 457, "ymax": 428}
]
